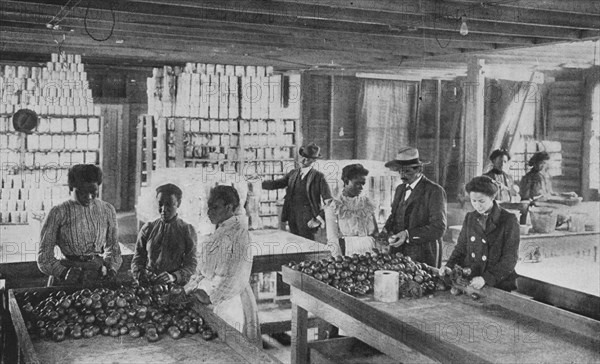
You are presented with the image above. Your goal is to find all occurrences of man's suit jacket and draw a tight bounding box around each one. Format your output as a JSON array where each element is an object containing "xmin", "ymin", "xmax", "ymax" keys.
[
  {"xmin": 262, "ymin": 168, "xmax": 332, "ymax": 223},
  {"xmin": 384, "ymin": 176, "xmax": 447, "ymax": 267}
]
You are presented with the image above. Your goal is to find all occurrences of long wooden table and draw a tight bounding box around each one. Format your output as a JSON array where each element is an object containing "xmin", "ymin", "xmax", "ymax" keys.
[
  {"xmin": 518, "ymin": 230, "xmax": 599, "ymax": 261},
  {"xmin": 282, "ymin": 266, "xmax": 600, "ymax": 364},
  {"xmin": 4, "ymin": 283, "xmax": 282, "ymax": 364},
  {"xmin": 249, "ymin": 229, "xmax": 331, "ymax": 273},
  {"xmin": 0, "ymin": 230, "xmax": 330, "ymax": 288}
]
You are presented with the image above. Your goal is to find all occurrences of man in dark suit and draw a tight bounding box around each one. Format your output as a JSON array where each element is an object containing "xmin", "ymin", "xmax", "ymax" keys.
[
  {"xmin": 262, "ymin": 142, "xmax": 332, "ymax": 241},
  {"xmin": 383, "ymin": 147, "xmax": 447, "ymax": 268}
]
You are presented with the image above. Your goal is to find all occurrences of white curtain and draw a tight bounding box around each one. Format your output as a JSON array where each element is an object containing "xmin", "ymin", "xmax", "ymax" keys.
[{"xmin": 356, "ymin": 79, "xmax": 417, "ymax": 161}]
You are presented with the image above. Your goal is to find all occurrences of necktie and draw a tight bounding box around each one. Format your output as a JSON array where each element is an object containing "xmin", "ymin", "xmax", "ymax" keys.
[
  {"xmin": 404, "ymin": 186, "xmax": 412, "ymax": 201},
  {"xmin": 476, "ymin": 212, "xmax": 489, "ymax": 229}
]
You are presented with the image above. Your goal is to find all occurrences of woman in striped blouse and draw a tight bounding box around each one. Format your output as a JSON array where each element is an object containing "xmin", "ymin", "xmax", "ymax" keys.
[{"xmin": 37, "ymin": 164, "xmax": 122, "ymax": 286}]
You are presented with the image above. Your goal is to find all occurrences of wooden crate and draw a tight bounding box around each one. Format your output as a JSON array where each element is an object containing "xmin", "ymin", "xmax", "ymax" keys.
[{"xmin": 4, "ymin": 284, "xmax": 281, "ymax": 364}]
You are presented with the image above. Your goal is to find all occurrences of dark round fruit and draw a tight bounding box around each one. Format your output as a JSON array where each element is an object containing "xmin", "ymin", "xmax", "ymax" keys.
[
  {"xmin": 201, "ymin": 329, "xmax": 214, "ymax": 341},
  {"xmin": 53, "ymin": 332, "xmax": 66, "ymax": 342},
  {"xmin": 146, "ymin": 331, "xmax": 160, "ymax": 342},
  {"xmin": 129, "ymin": 327, "xmax": 141, "ymax": 338},
  {"xmin": 168, "ymin": 326, "xmax": 182, "ymax": 339}
]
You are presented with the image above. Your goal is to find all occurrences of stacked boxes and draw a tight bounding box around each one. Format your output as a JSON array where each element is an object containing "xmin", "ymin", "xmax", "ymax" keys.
[
  {"xmin": 145, "ymin": 63, "xmax": 301, "ymax": 228},
  {"xmin": 0, "ymin": 173, "xmax": 69, "ymax": 224},
  {"xmin": 0, "ymin": 53, "xmax": 99, "ymax": 116},
  {"xmin": 0, "ymin": 53, "xmax": 101, "ymax": 228},
  {"xmin": 147, "ymin": 63, "xmax": 300, "ymax": 120}
]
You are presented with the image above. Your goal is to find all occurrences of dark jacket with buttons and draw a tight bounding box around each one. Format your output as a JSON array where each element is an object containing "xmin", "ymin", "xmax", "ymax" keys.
[
  {"xmin": 384, "ymin": 176, "xmax": 447, "ymax": 268},
  {"xmin": 447, "ymin": 202, "xmax": 520, "ymax": 291},
  {"xmin": 262, "ymin": 168, "xmax": 332, "ymax": 223}
]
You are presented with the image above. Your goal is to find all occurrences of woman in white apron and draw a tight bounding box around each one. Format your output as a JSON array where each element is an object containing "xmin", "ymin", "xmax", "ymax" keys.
[{"xmin": 185, "ymin": 186, "xmax": 260, "ymax": 345}]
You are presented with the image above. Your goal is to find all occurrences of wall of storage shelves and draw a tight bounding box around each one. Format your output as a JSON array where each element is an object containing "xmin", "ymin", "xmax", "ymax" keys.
[
  {"xmin": 165, "ymin": 116, "xmax": 298, "ymax": 228},
  {"xmin": 137, "ymin": 115, "xmax": 298, "ymax": 228},
  {"xmin": 141, "ymin": 61, "xmax": 302, "ymax": 228},
  {"xmin": 0, "ymin": 53, "xmax": 101, "ymax": 231}
]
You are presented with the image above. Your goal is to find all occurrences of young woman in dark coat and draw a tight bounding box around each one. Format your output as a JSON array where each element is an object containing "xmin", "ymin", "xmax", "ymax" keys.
[{"xmin": 441, "ymin": 176, "xmax": 520, "ymax": 291}]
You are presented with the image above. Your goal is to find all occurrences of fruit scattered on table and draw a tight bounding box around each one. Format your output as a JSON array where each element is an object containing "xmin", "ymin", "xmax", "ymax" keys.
[
  {"xmin": 288, "ymin": 249, "xmax": 447, "ymax": 298},
  {"xmin": 16, "ymin": 284, "xmax": 216, "ymax": 343}
]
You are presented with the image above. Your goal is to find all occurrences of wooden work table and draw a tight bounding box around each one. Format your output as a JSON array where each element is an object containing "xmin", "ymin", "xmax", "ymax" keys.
[
  {"xmin": 4, "ymin": 284, "xmax": 282, "ymax": 364},
  {"xmin": 0, "ymin": 230, "xmax": 330, "ymax": 289},
  {"xmin": 518, "ymin": 230, "xmax": 598, "ymax": 261},
  {"xmin": 249, "ymin": 229, "xmax": 331, "ymax": 273},
  {"xmin": 282, "ymin": 266, "xmax": 600, "ymax": 364}
]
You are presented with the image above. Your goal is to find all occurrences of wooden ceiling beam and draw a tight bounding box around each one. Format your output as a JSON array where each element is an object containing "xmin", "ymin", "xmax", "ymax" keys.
[
  {"xmin": 0, "ymin": 14, "xmax": 486, "ymax": 56},
  {"xmin": 0, "ymin": 2, "xmax": 537, "ymax": 47},
  {"xmin": 264, "ymin": 0, "xmax": 600, "ymax": 30},
  {"xmin": 4, "ymin": 0, "xmax": 580, "ymax": 41},
  {"xmin": 0, "ymin": 23, "xmax": 468, "ymax": 66},
  {"xmin": 127, "ymin": 0, "xmax": 596, "ymax": 36},
  {"xmin": 433, "ymin": 0, "xmax": 600, "ymax": 16},
  {"xmin": 0, "ymin": 29, "xmax": 428, "ymax": 69}
]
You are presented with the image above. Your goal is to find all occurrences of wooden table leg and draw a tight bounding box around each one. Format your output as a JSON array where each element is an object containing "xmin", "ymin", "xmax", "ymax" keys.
[{"xmin": 291, "ymin": 302, "xmax": 308, "ymax": 364}]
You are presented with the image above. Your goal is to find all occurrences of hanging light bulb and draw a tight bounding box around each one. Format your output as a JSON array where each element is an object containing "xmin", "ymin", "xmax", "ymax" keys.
[{"xmin": 460, "ymin": 16, "xmax": 469, "ymax": 36}]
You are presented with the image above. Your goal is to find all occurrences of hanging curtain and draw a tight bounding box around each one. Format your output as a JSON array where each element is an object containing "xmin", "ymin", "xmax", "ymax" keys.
[
  {"xmin": 485, "ymin": 74, "xmax": 544, "ymax": 177},
  {"xmin": 356, "ymin": 79, "xmax": 417, "ymax": 160}
]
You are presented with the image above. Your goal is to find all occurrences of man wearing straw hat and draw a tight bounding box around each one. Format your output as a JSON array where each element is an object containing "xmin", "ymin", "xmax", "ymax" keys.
[{"xmin": 383, "ymin": 147, "xmax": 447, "ymax": 268}]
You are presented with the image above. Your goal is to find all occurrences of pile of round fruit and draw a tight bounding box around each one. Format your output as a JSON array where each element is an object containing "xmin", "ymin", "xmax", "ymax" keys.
[
  {"xmin": 288, "ymin": 249, "xmax": 447, "ymax": 298},
  {"xmin": 16, "ymin": 284, "xmax": 215, "ymax": 343}
]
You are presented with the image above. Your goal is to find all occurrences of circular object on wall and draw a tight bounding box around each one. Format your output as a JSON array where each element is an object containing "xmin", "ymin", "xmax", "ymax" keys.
[{"xmin": 12, "ymin": 108, "xmax": 39, "ymax": 134}]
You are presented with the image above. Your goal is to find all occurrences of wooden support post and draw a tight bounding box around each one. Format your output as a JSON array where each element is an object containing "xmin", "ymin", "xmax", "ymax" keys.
[
  {"xmin": 174, "ymin": 117, "xmax": 184, "ymax": 168},
  {"xmin": 135, "ymin": 116, "xmax": 144, "ymax": 207},
  {"xmin": 413, "ymin": 81, "xmax": 421, "ymax": 144},
  {"xmin": 329, "ymin": 75, "xmax": 335, "ymax": 159},
  {"xmin": 291, "ymin": 300, "xmax": 309, "ymax": 364},
  {"xmin": 464, "ymin": 58, "xmax": 485, "ymax": 184},
  {"xmin": 434, "ymin": 79, "xmax": 441, "ymax": 183},
  {"xmin": 156, "ymin": 117, "xmax": 167, "ymax": 169}
]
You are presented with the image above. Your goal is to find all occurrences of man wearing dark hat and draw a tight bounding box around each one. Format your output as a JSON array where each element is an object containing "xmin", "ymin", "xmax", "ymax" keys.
[
  {"xmin": 262, "ymin": 142, "xmax": 332, "ymax": 241},
  {"xmin": 38, "ymin": 164, "xmax": 122, "ymax": 286},
  {"xmin": 383, "ymin": 147, "xmax": 447, "ymax": 268}
]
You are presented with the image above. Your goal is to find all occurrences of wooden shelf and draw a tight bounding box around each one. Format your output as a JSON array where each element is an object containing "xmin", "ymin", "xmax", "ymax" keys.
[
  {"xmin": 23, "ymin": 149, "xmax": 99, "ymax": 153},
  {"xmin": 183, "ymin": 158, "xmax": 237, "ymax": 163},
  {"xmin": 244, "ymin": 146, "xmax": 296, "ymax": 149},
  {"xmin": 183, "ymin": 131, "xmax": 240, "ymax": 135},
  {"xmin": 0, "ymin": 114, "xmax": 100, "ymax": 118}
]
